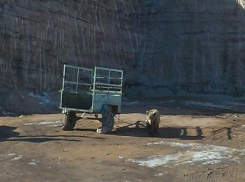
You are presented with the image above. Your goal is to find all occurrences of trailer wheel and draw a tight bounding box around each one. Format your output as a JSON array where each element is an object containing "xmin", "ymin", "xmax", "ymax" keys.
[
  {"xmin": 102, "ymin": 111, "xmax": 114, "ymax": 132},
  {"xmin": 62, "ymin": 111, "xmax": 77, "ymax": 131}
]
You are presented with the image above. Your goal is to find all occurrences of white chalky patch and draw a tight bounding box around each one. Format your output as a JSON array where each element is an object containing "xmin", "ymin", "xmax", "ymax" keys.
[
  {"xmin": 122, "ymin": 101, "xmax": 140, "ymax": 106},
  {"xmin": 28, "ymin": 159, "xmax": 40, "ymax": 166},
  {"xmin": 52, "ymin": 124, "xmax": 62, "ymax": 127},
  {"xmin": 160, "ymin": 100, "xmax": 175, "ymax": 104},
  {"xmin": 11, "ymin": 155, "xmax": 23, "ymax": 161},
  {"xmin": 128, "ymin": 141, "xmax": 244, "ymax": 168},
  {"xmin": 154, "ymin": 173, "xmax": 165, "ymax": 177},
  {"xmin": 28, "ymin": 162, "xmax": 37, "ymax": 166},
  {"xmin": 0, "ymin": 154, "xmax": 23, "ymax": 162},
  {"xmin": 148, "ymin": 141, "xmax": 196, "ymax": 148},
  {"xmin": 183, "ymin": 101, "xmax": 232, "ymax": 110},
  {"xmin": 8, "ymin": 153, "xmax": 17, "ymax": 156},
  {"xmin": 28, "ymin": 92, "xmax": 52, "ymax": 105},
  {"xmin": 24, "ymin": 120, "xmax": 62, "ymax": 126}
]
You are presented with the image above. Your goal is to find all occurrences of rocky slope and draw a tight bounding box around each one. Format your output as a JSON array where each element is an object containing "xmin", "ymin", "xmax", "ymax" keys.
[{"xmin": 0, "ymin": 0, "xmax": 245, "ymax": 96}]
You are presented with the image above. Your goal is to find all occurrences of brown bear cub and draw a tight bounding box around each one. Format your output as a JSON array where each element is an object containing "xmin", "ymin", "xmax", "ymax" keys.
[{"xmin": 145, "ymin": 109, "xmax": 160, "ymax": 136}]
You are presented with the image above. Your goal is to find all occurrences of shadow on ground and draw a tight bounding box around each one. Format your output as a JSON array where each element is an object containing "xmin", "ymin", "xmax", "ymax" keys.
[
  {"xmin": 111, "ymin": 121, "xmax": 233, "ymax": 140},
  {"xmin": 6, "ymin": 134, "xmax": 106, "ymax": 143},
  {"xmin": 0, "ymin": 126, "xmax": 19, "ymax": 142},
  {"xmin": 0, "ymin": 125, "xmax": 105, "ymax": 143},
  {"xmin": 111, "ymin": 126, "xmax": 204, "ymax": 140}
]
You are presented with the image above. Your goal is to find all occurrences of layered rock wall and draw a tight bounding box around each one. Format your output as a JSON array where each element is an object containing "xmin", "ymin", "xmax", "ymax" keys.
[{"xmin": 0, "ymin": 0, "xmax": 245, "ymax": 96}]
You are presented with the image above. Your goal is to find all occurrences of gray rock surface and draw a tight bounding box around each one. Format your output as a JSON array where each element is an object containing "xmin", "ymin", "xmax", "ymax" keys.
[{"xmin": 0, "ymin": 0, "xmax": 245, "ymax": 96}]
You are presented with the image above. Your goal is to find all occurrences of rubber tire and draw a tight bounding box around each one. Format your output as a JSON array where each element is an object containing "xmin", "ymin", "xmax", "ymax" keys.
[
  {"xmin": 62, "ymin": 111, "xmax": 77, "ymax": 131},
  {"xmin": 102, "ymin": 112, "xmax": 114, "ymax": 132}
]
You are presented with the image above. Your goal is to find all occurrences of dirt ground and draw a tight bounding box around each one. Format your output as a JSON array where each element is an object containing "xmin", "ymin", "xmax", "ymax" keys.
[{"xmin": 1, "ymin": 97, "xmax": 245, "ymax": 182}]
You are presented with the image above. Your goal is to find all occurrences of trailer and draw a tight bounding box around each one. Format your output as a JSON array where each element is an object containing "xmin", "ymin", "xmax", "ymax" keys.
[{"xmin": 59, "ymin": 64, "xmax": 123, "ymax": 132}]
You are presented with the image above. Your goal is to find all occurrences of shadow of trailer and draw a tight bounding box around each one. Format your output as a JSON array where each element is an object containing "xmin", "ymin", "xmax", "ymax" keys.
[{"xmin": 59, "ymin": 64, "xmax": 123, "ymax": 132}]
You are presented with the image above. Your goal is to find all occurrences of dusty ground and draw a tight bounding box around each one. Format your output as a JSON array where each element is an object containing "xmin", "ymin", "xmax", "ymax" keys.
[{"xmin": 1, "ymin": 97, "xmax": 245, "ymax": 182}]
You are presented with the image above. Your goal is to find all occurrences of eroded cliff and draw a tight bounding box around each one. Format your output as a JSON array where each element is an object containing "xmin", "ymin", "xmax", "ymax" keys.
[{"xmin": 1, "ymin": 0, "xmax": 245, "ymax": 96}]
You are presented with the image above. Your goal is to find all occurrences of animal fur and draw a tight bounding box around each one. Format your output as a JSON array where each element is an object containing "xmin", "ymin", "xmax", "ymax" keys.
[{"xmin": 145, "ymin": 109, "xmax": 160, "ymax": 135}]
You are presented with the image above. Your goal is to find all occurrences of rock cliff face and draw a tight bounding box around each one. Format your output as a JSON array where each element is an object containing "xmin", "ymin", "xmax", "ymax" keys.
[{"xmin": 1, "ymin": 0, "xmax": 245, "ymax": 96}]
